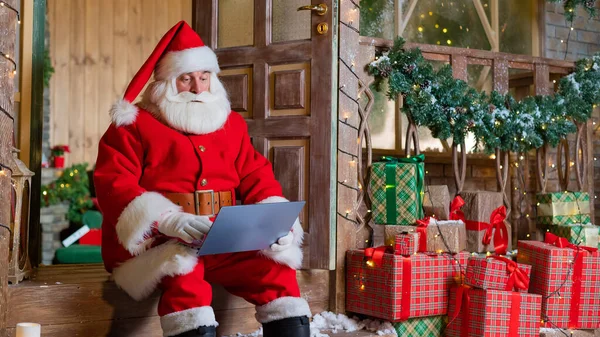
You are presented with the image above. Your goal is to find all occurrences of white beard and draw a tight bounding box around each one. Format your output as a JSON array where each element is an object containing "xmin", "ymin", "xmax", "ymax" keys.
[{"xmin": 140, "ymin": 73, "xmax": 231, "ymax": 135}]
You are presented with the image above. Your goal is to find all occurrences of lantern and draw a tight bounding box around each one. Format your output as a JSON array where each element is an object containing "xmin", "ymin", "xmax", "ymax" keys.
[{"xmin": 8, "ymin": 147, "xmax": 34, "ymax": 284}]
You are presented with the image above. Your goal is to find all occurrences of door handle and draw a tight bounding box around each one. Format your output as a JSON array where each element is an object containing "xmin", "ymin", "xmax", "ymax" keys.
[{"xmin": 297, "ymin": 4, "xmax": 328, "ymax": 16}]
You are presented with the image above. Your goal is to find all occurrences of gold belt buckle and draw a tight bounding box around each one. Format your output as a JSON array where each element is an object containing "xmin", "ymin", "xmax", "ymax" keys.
[{"xmin": 194, "ymin": 190, "xmax": 215, "ymax": 216}]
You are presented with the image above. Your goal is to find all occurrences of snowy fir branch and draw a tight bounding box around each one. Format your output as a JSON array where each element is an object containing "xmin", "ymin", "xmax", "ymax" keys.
[{"xmin": 367, "ymin": 37, "xmax": 600, "ymax": 155}]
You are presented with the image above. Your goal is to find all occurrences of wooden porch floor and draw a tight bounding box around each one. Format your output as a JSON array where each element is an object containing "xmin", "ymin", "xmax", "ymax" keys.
[{"xmin": 7, "ymin": 264, "xmax": 334, "ymax": 337}]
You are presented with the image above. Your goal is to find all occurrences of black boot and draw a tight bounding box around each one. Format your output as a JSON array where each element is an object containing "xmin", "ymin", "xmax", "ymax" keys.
[
  {"xmin": 263, "ymin": 316, "xmax": 310, "ymax": 337},
  {"xmin": 170, "ymin": 326, "xmax": 216, "ymax": 337}
]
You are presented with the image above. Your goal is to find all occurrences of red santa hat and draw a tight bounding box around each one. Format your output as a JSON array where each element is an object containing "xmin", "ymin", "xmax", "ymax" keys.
[{"xmin": 110, "ymin": 20, "xmax": 220, "ymax": 127}]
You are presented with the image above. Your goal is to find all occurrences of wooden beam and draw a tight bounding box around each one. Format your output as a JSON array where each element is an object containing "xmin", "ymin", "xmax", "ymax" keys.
[
  {"xmin": 18, "ymin": 0, "xmax": 34, "ymax": 167},
  {"xmin": 473, "ymin": 0, "xmax": 497, "ymax": 49},
  {"xmin": 397, "ymin": 0, "xmax": 418, "ymax": 37},
  {"xmin": 493, "ymin": 59, "xmax": 509, "ymax": 94}
]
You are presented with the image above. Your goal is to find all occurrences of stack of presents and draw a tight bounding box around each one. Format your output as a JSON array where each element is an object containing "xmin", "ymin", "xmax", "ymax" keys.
[{"xmin": 346, "ymin": 155, "xmax": 600, "ymax": 336}]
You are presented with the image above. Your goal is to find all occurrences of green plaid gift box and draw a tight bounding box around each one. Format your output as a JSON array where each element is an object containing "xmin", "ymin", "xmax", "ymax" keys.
[
  {"xmin": 547, "ymin": 223, "xmax": 600, "ymax": 250},
  {"xmin": 393, "ymin": 316, "xmax": 446, "ymax": 337},
  {"xmin": 537, "ymin": 192, "xmax": 592, "ymax": 226},
  {"xmin": 369, "ymin": 155, "xmax": 425, "ymax": 225}
]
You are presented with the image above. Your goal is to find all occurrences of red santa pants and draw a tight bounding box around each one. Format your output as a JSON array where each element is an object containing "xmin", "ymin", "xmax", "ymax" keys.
[{"xmin": 157, "ymin": 251, "xmax": 300, "ymax": 318}]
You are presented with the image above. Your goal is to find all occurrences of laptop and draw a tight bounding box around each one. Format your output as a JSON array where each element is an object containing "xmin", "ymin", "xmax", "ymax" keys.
[{"xmin": 196, "ymin": 201, "xmax": 306, "ymax": 256}]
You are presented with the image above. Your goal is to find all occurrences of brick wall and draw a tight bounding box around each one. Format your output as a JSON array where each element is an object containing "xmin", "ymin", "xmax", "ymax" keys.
[
  {"xmin": 545, "ymin": 3, "xmax": 600, "ymax": 60},
  {"xmin": 546, "ymin": 2, "xmax": 600, "ymax": 226}
]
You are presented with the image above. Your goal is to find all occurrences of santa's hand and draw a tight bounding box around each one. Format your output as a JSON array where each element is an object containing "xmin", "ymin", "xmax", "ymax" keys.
[
  {"xmin": 157, "ymin": 211, "xmax": 212, "ymax": 243},
  {"xmin": 269, "ymin": 231, "xmax": 295, "ymax": 252}
]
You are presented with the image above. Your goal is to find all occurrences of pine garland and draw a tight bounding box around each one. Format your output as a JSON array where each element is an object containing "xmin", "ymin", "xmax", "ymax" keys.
[{"xmin": 368, "ymin": 37, "xmax": 598, "ymax": 154}]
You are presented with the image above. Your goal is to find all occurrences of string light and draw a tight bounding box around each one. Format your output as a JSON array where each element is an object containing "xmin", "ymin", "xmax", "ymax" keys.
[
  {"xmin": 0, "ymin": 1, "xmax": 20, "ymax": 24},
  {"xmin": 0, "ymin": 51, "xmax": 17, "ymax": 76}
]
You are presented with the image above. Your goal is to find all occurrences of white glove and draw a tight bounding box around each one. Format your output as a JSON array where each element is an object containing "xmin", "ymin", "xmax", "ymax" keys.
[
  {"xmin": 157, "ymin": 211, "xmax": 212, "ymax": 243},
  {"xmin": 270, "ymin": 231, "xmax": 295, "ymax": 252}
]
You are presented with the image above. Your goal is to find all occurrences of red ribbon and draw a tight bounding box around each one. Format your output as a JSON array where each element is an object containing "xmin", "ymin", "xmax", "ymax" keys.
[
  {"xmin": 544, "ymin": 232, "xmax": 598, "ymax": 253},
  {"xmin": 463, "ymin": 205, "xmax": 508, "ymax": 255},
  {"xmin": 451, "ymin": 285, "xmax": 522, "ymax": 336},
  {"xmin": 543, "ymin": 233, "xmax": 597, "ymax": 328},
  {"xmin": 489, "ymin": 255, "xmax": 530, "ymax": 291},
  {"xmin": 509, "ymin": 292, "xmax": 521, "ymax": 336},
  {"xmin": 449, "ymin": 285, "xmax": 472, "ymax": 337},
  {"xmin": 400, "ymin": 256, "xmax": 412, "ymax": 321},
  {"xmin": 364, "ymin": 246, "xmax": 392, "ymax": 267},
  {"xmin": 415, "ymin": 216, "xmax": 431, "ymax": 252},
  {"xmin": 449, "ymin": 196, "xmax": 466, "ymax": 222}
]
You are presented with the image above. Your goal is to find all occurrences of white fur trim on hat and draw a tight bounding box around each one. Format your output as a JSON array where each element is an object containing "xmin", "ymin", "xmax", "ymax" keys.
[
  {"xmin": 161, "ymin": 306, "xmax": 218, "ymax": 336},
  {"xmin": 255, "ymin": 296, "xmax": 312, "ymax": 323},
  {"xmin": 112, "ymin": 240, "xmax": 198, "ymax": 301},
  {"xmin": 115, "ymin": 192, "xmax": 181, "ymax": 256},
  {"xmin": 257, "ymin": 196, "xmax": 304, "ymax": 269},
  {"xmin": 155, "ymin": 46, "xmax": 220, "ymax": 81},
  {"xmin": 110, "ymin": 99, "xmax": 138, "ymax": 127}
]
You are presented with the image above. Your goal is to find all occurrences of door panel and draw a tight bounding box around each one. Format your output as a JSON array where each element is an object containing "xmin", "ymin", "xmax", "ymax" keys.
[{"xmin": 193, "ymin": 0, "xmax": 333, "ymax": 269}]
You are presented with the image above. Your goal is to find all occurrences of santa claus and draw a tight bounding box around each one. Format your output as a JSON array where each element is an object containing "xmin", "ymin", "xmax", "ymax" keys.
[{"xmin": 94, "ymin": 21, "xmax": 310, "ymax": 337}]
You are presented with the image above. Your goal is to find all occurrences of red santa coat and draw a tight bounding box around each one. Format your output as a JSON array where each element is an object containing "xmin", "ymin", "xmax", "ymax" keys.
[{"xmin": 94, "ymin": 108, "xmax": 300, "ymax": 300}]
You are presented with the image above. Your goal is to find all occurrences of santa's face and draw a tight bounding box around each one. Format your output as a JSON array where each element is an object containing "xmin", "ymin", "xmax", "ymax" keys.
[
  {"xmin": 141, "ymin": 71, "xmax": 231, "ymax": 135},
  {"xmin": 175, "ymin": 71, "xmax": 211, "ymax": 95}
]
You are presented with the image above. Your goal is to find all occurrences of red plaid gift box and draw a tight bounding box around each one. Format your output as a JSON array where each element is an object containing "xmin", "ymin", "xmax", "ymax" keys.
[
  {"xmin": 394, "ymin": 232, "xmax": 420, "ymax": 256},
  {"xmin": 465, "ymin": 255, "xmax": 531, "ymax": 293},
  {"xmin": 447, "ymin": 285, "xmax": 542, "ymax": 337},
  {"xmin": 518, "ymin": 236, "xmax": 600, "ymax": 329},
  {"xmin": 346, "ymin": 249, "xmax": 468, "ymax": 322}
]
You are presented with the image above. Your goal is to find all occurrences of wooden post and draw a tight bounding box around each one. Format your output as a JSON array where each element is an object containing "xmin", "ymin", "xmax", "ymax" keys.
[{"xmin": 0, "ymin": 1, "xmax": 18, "ymax": 335}]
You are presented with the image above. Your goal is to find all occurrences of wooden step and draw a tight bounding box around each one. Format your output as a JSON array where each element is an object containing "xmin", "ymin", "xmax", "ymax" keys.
[{"xmin": 8, "ymin": 264, "xmax": 331, "ymax": 336}]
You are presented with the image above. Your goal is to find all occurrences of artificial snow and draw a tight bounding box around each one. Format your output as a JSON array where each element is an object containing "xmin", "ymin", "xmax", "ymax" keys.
[{"xmin": 224, "ymin": 312, "xmax": 397, "ymax": 337}]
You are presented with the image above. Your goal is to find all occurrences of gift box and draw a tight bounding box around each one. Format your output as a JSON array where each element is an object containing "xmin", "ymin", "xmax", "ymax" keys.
[
  {"xmin": 79, "ymin": 228, "xmax": 102, "ymax": 246},
  {"xmin": 547, "ymin": 223, "xmax": 600, "ymax": 250},
  {"xmin": 539, "ymin": 328, "xmax": 600, "ymax": 337},
  {"xmin": 537, "ymin": 192, "xmax": 592, "ymax": 226},
  {"xmin": 446, "ymin": 285, "xmax": 542, "ymax": 337},
  {"xmin": 393, "ymin": 316, "xmax": 446, "ymax": 337},
  {"xmin": 465, "ymin": 255, "xmax": 531, "ymax": 292},
  {"xmin": 423, "ymin": 185, "xmax": 450, "ymax": 220},
  {"xmin": 346, "ymin": 249, "xmax": 469, "ymax": 322},
  {"xmin": 384, "ymin": 218, "xmax": 466, "ymax": 254},
  {"xmin": 394, "ymin": 232, "xmax": 420, "ymax": 256},
  {"xmin": 457, "ymin": 191, "xmax": 511, "ymax": 254},
  {"xmin": 369, "ymin": 155, "xmax": 425, "ymax": 225},
  {"xmin": 517, "ymin": 236, "xmax": 600, "ymax": 329}
]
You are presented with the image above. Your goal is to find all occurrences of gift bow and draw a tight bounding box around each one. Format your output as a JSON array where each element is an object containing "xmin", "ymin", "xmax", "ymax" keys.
[
  {"xmin": 481, "ymin": 205, "xmax": 509, "ymax": 256},
  {"xmin": 489, "ymin": 255, "xmax": 529, "ymax": 292},
  {"xmin": 364, "ymin": 246, "xmax": 393, "ymax": 266},
  {"xmin": 449, "ymin": 195, "xmax": 466, "ymax": 222},
  {"xmin": 544, "ymin": 232, "xmax": 598, "ymax": 253}
]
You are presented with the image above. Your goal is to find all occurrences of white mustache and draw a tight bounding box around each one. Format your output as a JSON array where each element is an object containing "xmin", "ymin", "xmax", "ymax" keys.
[{"xmin": 166, "ymin": 91, "xmax": 220, "ymax": 103}]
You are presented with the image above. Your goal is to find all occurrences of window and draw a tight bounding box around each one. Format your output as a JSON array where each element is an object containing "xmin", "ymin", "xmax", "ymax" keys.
[{"xmin": 360, "ymin": 0, "xmax": 539, "ymax": 155}]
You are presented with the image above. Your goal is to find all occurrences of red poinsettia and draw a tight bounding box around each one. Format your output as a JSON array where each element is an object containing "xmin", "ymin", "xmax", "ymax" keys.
[{"xmin": 51, "ymin": 145, "xmax": 71, "ymax": 157}]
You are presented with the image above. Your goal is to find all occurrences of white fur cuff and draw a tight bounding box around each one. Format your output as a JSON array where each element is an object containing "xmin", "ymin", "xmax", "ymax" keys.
[
  {"xmin": 161, "ymin": 306, "xmax": 218, "ymax": 336},
  {"xmin": 255, "ymin": 296, "xmax": 311, "ymax": 323},
  {"xmin": 116, "ymin": 191, "xmax": 181, "ymax": 255},
  {"xmin": 155, "ymin": 46, "xmax": 220, "ymax": 81},
  {"xmin": 112, "ymin": 241, "xmax": 198, "ymax": 301},
  {"xmin": 110, "ymin": 99, "xmax": 138, "ymax": 126}
]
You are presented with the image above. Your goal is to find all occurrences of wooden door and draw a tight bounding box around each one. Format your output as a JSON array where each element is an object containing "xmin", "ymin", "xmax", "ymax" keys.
[{"xmin": 192, "ymin": 0, "xmax": 334, "ymax": 269}]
